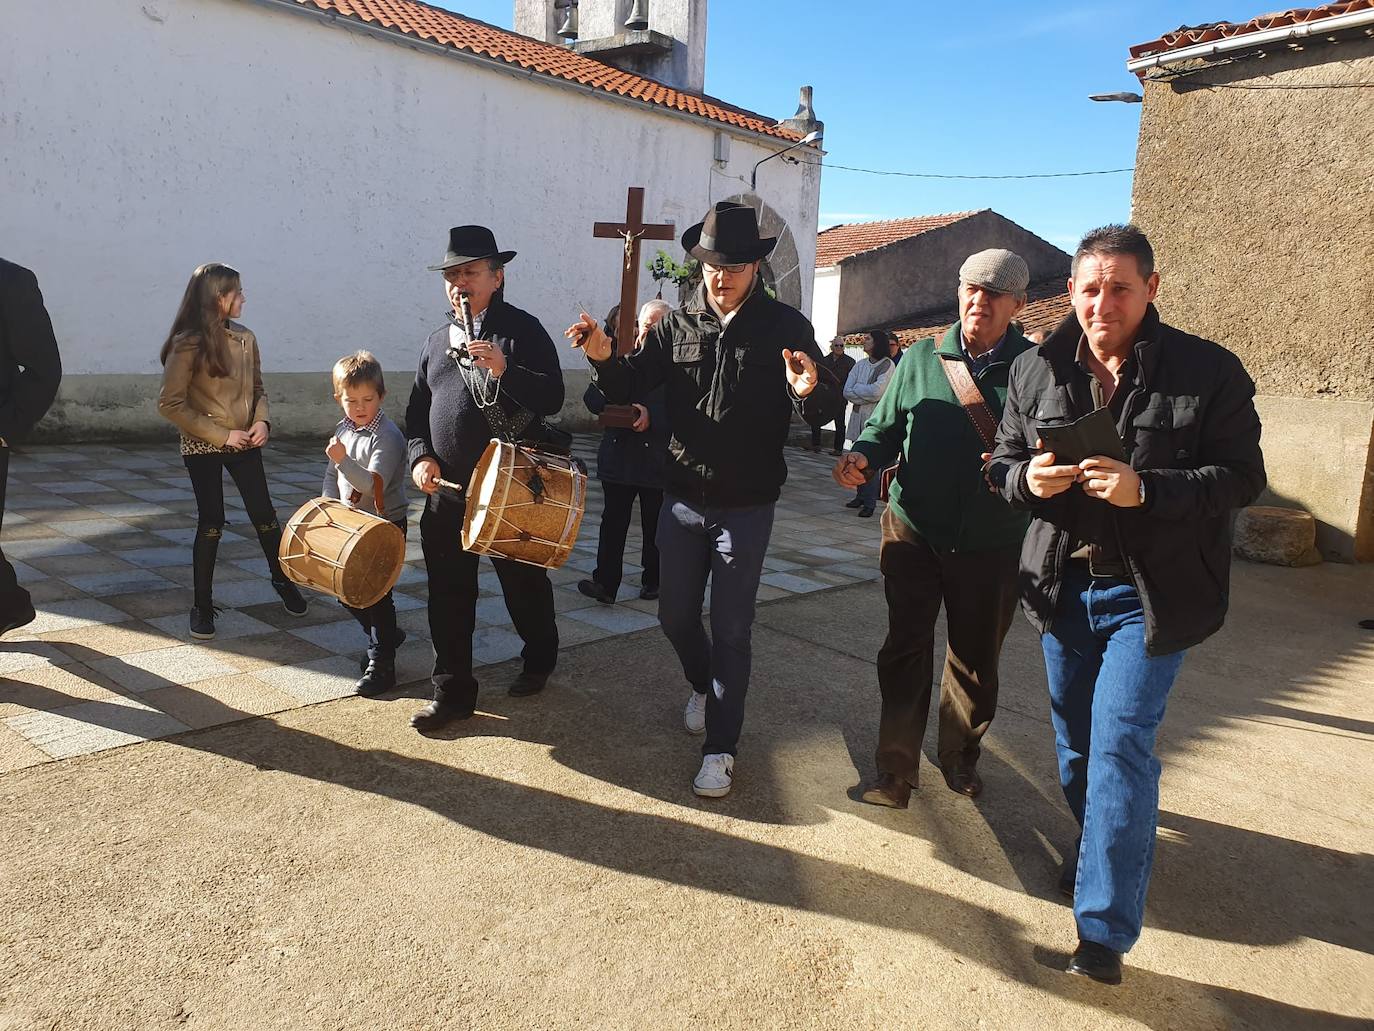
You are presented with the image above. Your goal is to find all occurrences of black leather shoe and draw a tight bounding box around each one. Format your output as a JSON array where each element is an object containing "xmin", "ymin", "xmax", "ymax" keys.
[
  {"xmin": 411, "ymin": 699, "xmax": 471, "ymax": 732},
  {"xmin": 356, "ymin": 654, "xmax": 397, "ymax": 697},
  {"xmin": 859, "ymin": 772, "xmax": 913, "ymax": 809},
  {"xmin": 940, "ymin": 760, "xmax": 983, "ymax": 798},
  {"xmin": 507, "ymin": 671, "xmax": 551, "ymax": 697},
  {"xmin": 858, "ymin": 506, "xmax": 875, "ymax": 518},
  {"xmin": 639, "ymin": 585, "xmax": 659, "ymax": 601},
  {"xmin": 844, "ymin": 497, "xmax": 864, "ymax": 509},
  {"xmin": 577, "ymin": 579, "xmax": 615, "ymax": 605},
  {"xmin": 1066, "ymin": 940, "xmax": 1122, "ymax": 985},
  {"xmin": 0, "ymin": 602, "xmax": 37, "ymax": 638},
  {"xmin": 272, "ymin": 579, "xmax": 308, "ymax": 616}
]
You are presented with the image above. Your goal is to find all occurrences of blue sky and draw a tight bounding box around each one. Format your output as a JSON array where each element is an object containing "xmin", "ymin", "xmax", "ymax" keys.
[{"xmin": 435, "ymin": 1, "xmax": 1262, "ymax": 250}]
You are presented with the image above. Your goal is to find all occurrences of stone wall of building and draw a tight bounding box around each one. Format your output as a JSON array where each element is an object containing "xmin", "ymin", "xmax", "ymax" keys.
[
  {"xmin": 834, "ymin": 211, "xmax": 1069, "ymax": 335},
  {"xmin": 1131, "ymin": 37, "xmax": 1374, "ymax": 560}
]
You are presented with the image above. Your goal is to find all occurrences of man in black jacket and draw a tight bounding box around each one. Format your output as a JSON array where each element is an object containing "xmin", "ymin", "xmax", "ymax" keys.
[
  {"xmin": 406, "ymin": 226, "xmax": 565, "ymax": 731},
  {"xmin": 567, "ymin": 201, "xmax": 836, "ymax": 798},
  {"xmin": 0, "ymin": 259, "xmax": 62, "ymax": 636},
  {"xmin": 812, "ymin": 337, "xmax": 854, "ymax": 454},
  {"xmin": 988, "ymin": 224, "xmax": 1265, "ymax": 985}
]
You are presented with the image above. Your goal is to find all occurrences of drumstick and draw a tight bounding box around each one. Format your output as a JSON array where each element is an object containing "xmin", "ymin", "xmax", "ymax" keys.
[{"xmin": 436, "ymin": 478, "xmax": 464, "ymax": 494}]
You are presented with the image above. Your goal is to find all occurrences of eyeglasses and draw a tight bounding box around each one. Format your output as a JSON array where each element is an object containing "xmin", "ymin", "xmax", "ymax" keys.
[
  {"xmin": 702, "ymin": 262, "xmax": 750, "ymax": 275},
  {"xmin": 443, "ymin": 266, "xmax": 492, "ymax": 284}
]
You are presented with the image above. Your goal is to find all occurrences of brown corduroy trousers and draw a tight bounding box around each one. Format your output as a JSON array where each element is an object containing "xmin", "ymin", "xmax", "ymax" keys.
[{"xmin": 874, "ymin": 505, "xmax": 1020, "ymax": 784}]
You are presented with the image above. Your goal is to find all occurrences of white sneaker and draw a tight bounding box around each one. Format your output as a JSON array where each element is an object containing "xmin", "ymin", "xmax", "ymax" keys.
[
  {"xmin": 693, "ymin": 753, "xmax": 734, "ymax": 797},
  {"xmin": 683, "ymin": 690, "xmax": 707, "ymax": 734}
]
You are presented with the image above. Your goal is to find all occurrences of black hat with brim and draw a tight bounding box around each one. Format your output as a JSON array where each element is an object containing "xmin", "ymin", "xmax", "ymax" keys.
[
  {"xmin": 682, "ymin": 202, "xmax": 776, "ymax": 265},
  {"xmin": 427, "ymin": 225, "xmax": 517, "ymax": 271}
]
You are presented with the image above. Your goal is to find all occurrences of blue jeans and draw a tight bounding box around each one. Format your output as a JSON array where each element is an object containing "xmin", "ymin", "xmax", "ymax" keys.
[
  {"xmin": 1042, "ymin": 567, "xmax": 1186, "ymax": 953},
  {"xmin": 657, "ymin": 496, "xmax": 775, "ymax": 757}
]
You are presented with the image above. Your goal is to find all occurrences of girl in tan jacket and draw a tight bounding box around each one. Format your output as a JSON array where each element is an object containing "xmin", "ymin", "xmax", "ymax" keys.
[{"xmin": 158, "ymin": 263, "xmax": 307, "ymax": 640}]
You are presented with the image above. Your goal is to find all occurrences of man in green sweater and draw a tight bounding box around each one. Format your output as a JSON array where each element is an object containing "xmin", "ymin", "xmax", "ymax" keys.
[{"xmin": 834, "ymin": 249, "xmax": 1034, "ymax": 806}]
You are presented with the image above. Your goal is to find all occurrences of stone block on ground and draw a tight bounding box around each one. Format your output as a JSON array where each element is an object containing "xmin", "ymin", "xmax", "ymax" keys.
[{"xmin": 1234, "ymin": 505, "xmax": 1322, "ymax": 567}]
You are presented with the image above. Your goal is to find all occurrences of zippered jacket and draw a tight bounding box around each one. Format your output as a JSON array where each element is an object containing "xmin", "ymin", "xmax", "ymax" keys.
[
  {"xmin": 851, "ymin": 324, "xmax": 1032, "ymax": 553},
  {"xmin": 158, "ymin": 320, "xmax": 267, "ymax": 447},
  {"xmin": 987, "ymin": 305, "xmax": 1266, "ymax": 655},
  {"xmin": 590, "ymin": 283, "xmax": 838, "ymax": 507}
]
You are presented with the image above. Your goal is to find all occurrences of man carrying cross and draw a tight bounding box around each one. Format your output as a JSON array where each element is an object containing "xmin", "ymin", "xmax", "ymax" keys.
[{"xmin": 567, "ymin": 201, "xmax": 838, "ymax": 798}]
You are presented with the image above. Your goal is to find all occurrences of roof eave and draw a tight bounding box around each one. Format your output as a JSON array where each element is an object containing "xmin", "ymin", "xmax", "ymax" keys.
[
  {"xmin": 246, "ymin": 0, "xmax": 802, "ymax": 144},
  {"xmin": 1126, "ymin": 7, "xmax": 1374, "ymax": 76}
]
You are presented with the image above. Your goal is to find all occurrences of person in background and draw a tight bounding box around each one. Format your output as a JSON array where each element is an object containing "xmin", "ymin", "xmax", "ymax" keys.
[
  {"xmin": 0, "ymin": 258, "xmax": 62, "ymax": 637},
  {"xmin": 578, "ymin": 299, "xmax": 671, "ymax": 605},
  {"xmin": 842, "ymin": 331, "xmax": 895, "ymax": 517},
  {"xmin": 811, "ymin": 336, "xmax": 854, "ymax": 455}
]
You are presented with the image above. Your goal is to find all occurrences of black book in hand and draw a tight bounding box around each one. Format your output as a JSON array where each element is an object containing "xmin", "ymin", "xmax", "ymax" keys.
[{"xmin": 1036, "ymin": 407, "xmax": 1127, "ymax": 465}]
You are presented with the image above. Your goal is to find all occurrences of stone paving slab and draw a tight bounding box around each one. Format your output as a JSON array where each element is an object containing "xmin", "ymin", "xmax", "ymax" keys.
[{"xmin": 0, "ymin": 439, "xmax": 886, "ymax": 769}]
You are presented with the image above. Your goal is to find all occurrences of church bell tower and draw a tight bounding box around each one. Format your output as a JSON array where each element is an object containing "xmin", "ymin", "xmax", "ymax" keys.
[{"xmin": 514, "ymin": 0, "xmax": 708, "ymax": 94}]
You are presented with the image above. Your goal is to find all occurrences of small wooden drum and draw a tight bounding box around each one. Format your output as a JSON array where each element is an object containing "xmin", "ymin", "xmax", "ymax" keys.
[
  {"xmin": 462, "ymin": 440, "xmax": 587, "ymax": 569},
  {"xmin": 279, "ymin": 498, "xmax": 406, "ymax": 609}
]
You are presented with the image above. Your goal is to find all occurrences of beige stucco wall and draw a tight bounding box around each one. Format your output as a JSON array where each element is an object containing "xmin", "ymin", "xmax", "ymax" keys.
[{"xmin": 1131, "ymin": 37, "xmax": 1374, "ymax": 560}]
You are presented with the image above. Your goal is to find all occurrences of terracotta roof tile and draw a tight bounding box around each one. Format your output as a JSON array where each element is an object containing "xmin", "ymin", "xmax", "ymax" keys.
[
  {"xmin": 815, "ymin": 212, "xmax": 982, "ymax": 268},
  {"xmin": 867, "ymin": 280, "xmax": 1073, "ymax": 344},
  {"xmin": 286, "ymin": 0, "xmax": 799, "ymax": 139},
  {"xmin": 1129, "ymin": 1, "xmax": 1374, "ymax": 62}
]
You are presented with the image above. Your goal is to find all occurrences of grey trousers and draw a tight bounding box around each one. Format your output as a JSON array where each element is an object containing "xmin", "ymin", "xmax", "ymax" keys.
[{"xmin": 656, "ymin": 495, "xmax": 776, "ymax": 757}]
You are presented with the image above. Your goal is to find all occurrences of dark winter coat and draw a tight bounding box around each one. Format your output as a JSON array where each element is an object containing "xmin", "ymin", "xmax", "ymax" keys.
[
  {"xmin": 987, "ymin": 305, "xmax": 1266, "ymax": 655},
  {"xmin": 0, "ymin": 259, "xmax": 62, "ymax": 440},
  {"xmin": 582, "ymin": 381, "xmax": 668, "ymax": 489},
  {"xmin": 590, "ymin": 282, "xmax": 838, "ymax": 507}
]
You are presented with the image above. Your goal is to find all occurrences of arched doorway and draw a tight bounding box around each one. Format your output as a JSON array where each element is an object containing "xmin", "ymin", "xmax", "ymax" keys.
[{"xmin": 720, "ymin": 193, "xmax": 802, "ymax": 310}]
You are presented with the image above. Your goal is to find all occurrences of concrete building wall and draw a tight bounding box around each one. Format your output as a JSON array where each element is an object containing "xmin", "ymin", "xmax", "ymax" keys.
[
  {"xmin": 1131, "ymin": 38, "xmax": 1374, "ymax": 560},
  {"xmin": 834, "ymin": 211, "xmax": 1069, "ymax": 334},
  {"xmin": 1, "ymin": 0, "xmax": 817, "ymax": 441}
]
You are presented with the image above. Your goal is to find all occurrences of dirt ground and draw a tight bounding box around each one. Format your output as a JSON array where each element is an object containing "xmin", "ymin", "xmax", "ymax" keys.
[{"xmin": 1, "ymin": 561, "xmax": 1371, "ymax": 1030}]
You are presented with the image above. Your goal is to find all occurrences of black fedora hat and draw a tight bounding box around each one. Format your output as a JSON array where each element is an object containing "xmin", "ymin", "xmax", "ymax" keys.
[
  {"xmin": 427, "ymin": 225, "xmax": 517, "ymax": 272},
  {"xmin": 682, "ymin": 202, "xmax": 777, "ymax": 265}
]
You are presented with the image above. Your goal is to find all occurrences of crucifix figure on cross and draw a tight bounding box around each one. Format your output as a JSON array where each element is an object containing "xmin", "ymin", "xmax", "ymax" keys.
[{"xmin": 593, "ymin": 187, "xmax": 675, "ymax": 356}]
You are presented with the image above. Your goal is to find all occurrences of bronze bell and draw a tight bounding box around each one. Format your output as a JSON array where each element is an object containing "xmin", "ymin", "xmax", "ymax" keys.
[
  {"xmin": 556, "ymin": 0, "xmax": 578, "ymax": 41},
  {"xmin": 624, "ymin": 0, "xmax": 648, "ymax": 31}
]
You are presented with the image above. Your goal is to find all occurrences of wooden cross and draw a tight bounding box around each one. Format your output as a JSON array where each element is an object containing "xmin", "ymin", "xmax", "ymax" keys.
[{"xmin": 593, "ymin": 187, "xmax": 675, "ymax": 356}]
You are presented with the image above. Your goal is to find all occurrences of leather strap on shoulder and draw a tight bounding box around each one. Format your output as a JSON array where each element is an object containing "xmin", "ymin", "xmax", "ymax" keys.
[{"xmin": 935, "ymin": 342, "xmax": 999, "ymax": 449}]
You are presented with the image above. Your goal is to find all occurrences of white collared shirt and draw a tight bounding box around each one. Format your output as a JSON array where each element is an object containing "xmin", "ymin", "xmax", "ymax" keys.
[{"xmin": 448, "ymin": 308, "xmax": 486, "ymax": 351}]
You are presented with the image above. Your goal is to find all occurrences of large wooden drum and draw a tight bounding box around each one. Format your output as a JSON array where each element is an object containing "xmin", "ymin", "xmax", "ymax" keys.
[
  {"xmin": 279, "ymin": 498, "xmax": 406, "ymax": 609},
  {"xmin": 462, "ymin": 440, "xmax": 587, "ymax": 569}
]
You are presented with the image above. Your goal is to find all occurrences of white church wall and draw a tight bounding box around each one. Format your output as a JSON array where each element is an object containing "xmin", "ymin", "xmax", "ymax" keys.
[
  {"xmin": 2, "ymin": 0, "xmax": 820, "ymax": 440},
  {"xmin": 810, "ymin": 267, "xmax": 841, "ymax": 343}
]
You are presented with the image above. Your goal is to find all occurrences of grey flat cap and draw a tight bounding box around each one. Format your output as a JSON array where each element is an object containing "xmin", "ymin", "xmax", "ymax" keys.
[{"xmin": 959, "ymin": 249, "xmax": 1030, "ymax": 294}]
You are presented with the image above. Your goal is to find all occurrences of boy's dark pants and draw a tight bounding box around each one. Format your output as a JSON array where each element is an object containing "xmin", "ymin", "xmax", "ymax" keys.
[{"xmin": 341, "ymin": 517, "xmax": 407, "ymax": 658}]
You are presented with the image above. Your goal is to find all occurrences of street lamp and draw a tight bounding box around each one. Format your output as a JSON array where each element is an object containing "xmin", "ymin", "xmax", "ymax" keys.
[
  {"xmin": 1089, "ymin": 92, "xmax": 1143, "ymax": 103},
  {"xmin": 750, "ymin": 130, "xmax": 823, "ymax": 190}
]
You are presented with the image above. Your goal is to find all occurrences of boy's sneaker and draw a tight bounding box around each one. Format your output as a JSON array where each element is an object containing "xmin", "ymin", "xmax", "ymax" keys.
[
  {"xmin": 189, "ymin": 605, "xmax": 219, "ymax": 641},
  {"xmin": 356, "ymin": 654, "xmax": 397, "ymax": 697},
  {"xmin": 684, "ymin": 690, "xmax": 707, "ymax": 734},
  {"xmin": 693, "ymin": 753, "xmax": 734, "ymax": 798},
  {"xmin": 272, "ymin": 579, "xmax": 308, "ymax": 616}
]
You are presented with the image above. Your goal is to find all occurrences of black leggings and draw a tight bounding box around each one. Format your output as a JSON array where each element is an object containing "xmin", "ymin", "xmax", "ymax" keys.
[{"xmin": 183, "ymin": 448, "xmax": 286, "ymax": 607}]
